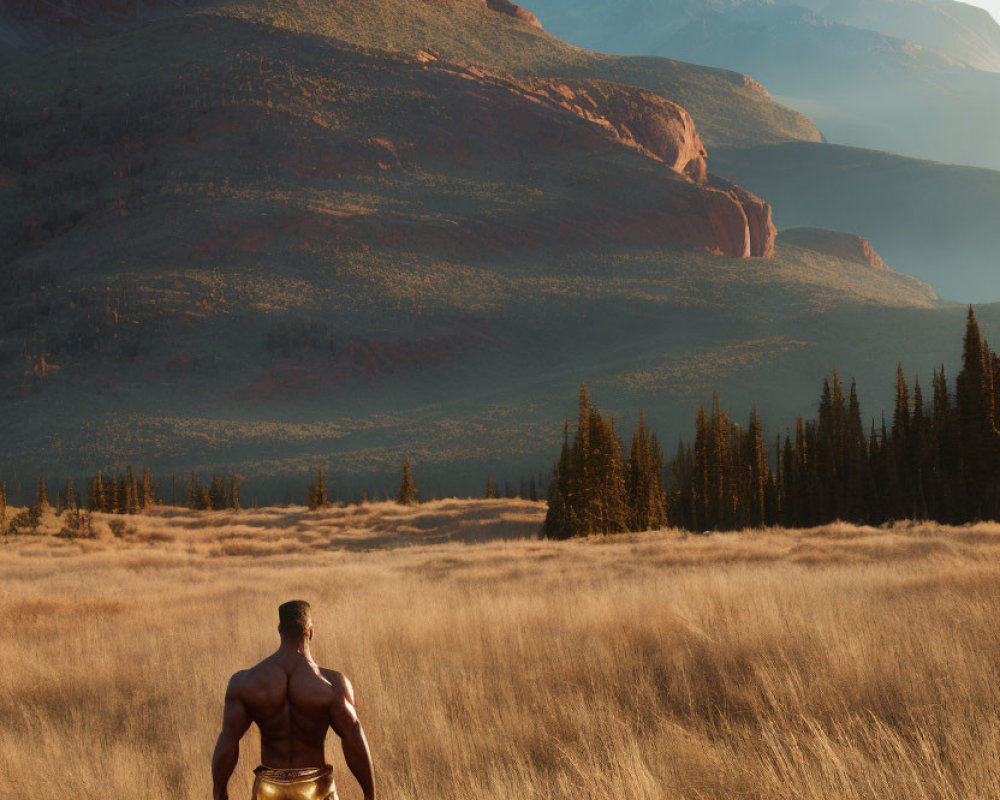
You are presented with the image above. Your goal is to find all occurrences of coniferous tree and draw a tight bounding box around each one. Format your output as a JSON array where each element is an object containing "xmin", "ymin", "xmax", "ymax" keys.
[
  {"xmin": 586, "ymin": 408, "xmax": 628, "ymax": 534},
  {"xmin": 844, "ymin": 379, "xmax": 868, "ymax": 521},
  {"xmin": 484, "ymin": 477, "xmax": 499, "ymax": 499},
  {"xmin": 690, "ymin": 408, "xmax": 709, "ymax": 530},
  {"xmin": 708, "ymin": 393, "xmax": 730, "ymax": 528},
  {"xmin": 544, "ymin": 386, "xmax": 630, "ymax": 537},
  {"xmin": 64, "ymin": 476, "xmax": 77, "ymax": 513},
  {"xmin": 140, "ymin": 467, "xmax": 155, "ymax": 510},
  {"xmin": 779, "ymin": 434, "xmax": 795, "ymax": 526},
  {"xmin": 744, "ymin": 404, "xmax": 769, "ymax": 527},
  {"xmin": 930, "ymin": 366, "xmax": 961, "ymax": 521},
  {"xmin": 396, "ymin": 460, "xmax": 419, "ymax": 506},
  {"xmin": 625, "ymin": 410, "xmax": 667, "ymax": 532},
  {"xmin": 910, "ymin": 377, "xmax": 931, "ymax": 519},
  {"xmin": 110, "ymin": 472, "xmax": 124, "ymax": 514},
  {"xmin": 230, "ymin": 476, "xmax": 241, "ymax": 511},
  {"xmin": 29, "ymin": 476, "xmax": 48, "ymax": 531},
  {"xmin": 543, "ymin": 425, "xmax": 575, "ymax": 538},
  {"xmin": 89, "ymin": 471, "xmax": 107, "ymax": 513},
  {"xmin": 208, "ymin": 474, "xmax": 227, "ymax": 511},
  {"xmin": 308, "ymin": 469, "xmax": 328, "ymax": 510},
  {"xmin": 528, "ymin": 475, "xmax": 539, "ymax": 502},
  {"xmin": 956, "ymin": 306, "xmax": 999, "ymax": 517},
  {"xmin": 667, "ymin": 440, "xmax": 693, "ymax": 531},
  {"xmin": 125, "ymin": 466, "xmax": 138, "ymax": 515},
  {"xmin": 186, "ymin": 472, "xmax": 205, "ymax": 510},
  {"xmin": 794, "ymin": 416, "xmax": 814, "ymax": 526}
]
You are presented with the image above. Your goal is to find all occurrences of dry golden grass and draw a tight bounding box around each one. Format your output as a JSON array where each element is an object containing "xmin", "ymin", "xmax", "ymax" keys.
[{"xmin": 3, "ymin": 501, "xmax": 1000, "ymax": 799}]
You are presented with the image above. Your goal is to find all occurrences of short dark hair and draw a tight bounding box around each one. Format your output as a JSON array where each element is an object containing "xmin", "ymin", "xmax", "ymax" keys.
[{"xmin": 278, "ymin": 600, "xmax": 312, "ymax": 638}]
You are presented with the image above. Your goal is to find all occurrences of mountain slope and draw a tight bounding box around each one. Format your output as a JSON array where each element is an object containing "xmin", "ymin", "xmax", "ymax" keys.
[
  {"xmin": 0, "ymin": 0, "xmax": 953, "ymax": 498},
  {"xmin": 713, "ymin": 142, "xmax": 1000, "ymax": 301},
  {"xmin": 527, "ymin": 0, "xmax": 1000, "ymax": 170},
  {"xmin": 0, "ymin": 0, "xmax": 821, "ymax": 149},
  {"xmin": 795, "ymin": 0, "xmax": 1000, "ymax": 72}
]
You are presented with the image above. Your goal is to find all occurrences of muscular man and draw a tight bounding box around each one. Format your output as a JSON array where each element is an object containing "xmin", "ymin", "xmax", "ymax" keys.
[{"xmin": 212, "ymin": 600, "xmax": 376, "ymax": 800}]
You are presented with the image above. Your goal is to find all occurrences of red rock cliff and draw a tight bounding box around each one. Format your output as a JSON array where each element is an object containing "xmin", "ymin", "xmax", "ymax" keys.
[
  {"xmin": 528, "ymin": 79, "xmax": 709, "ymax": 183},
  {"xmin": 707, "ymin": 176, "xmax": 777, "ymax": 258},
  {"xmin": 484, "ymin": 0, "xmax": 543, "ymax": 28}
]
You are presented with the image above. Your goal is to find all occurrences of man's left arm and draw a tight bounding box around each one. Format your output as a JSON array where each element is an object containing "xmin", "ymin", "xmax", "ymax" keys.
[{"xmin": 212, "ymin": 675, "xmax": 252, "ymax": 800}]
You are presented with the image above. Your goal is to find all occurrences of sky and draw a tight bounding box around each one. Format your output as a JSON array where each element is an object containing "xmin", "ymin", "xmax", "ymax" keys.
[{"xmin": 966, "ymin": 0, "xmax": 1000, "ymax": 22}]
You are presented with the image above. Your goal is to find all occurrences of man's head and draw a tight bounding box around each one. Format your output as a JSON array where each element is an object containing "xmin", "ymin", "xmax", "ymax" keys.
[{"xmin": 278, "ymin": 599, "xmax": 313, "ymax": 641}]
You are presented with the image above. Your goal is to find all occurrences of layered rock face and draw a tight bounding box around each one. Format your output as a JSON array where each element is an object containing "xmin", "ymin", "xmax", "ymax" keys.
[
  {"xmin": 779, "ymin": 227, "xmax": 889, "ymax": 271},
  {"xmin": 707, "ymin": 176, "xmax": 776, "ymax": 258},
  {"xmin": 528, "ymin": 79, "xmax": 709, "ymax": 183},
  {"xmin": 484, "ymin": 0, "xmax": 542, "ymax": 28},
  {"xmin": 431, "ymin": 68, "xmax": 776, "ymax": 258},
  {"xmin": 540, "ymin": 79, "xmax": 775, "ymax": 257}
]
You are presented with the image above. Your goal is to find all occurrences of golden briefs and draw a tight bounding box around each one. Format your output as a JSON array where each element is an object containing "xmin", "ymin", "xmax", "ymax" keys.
[{"xmin": 252, "ymin": 765, "xmax": 338, "ymax": 800}]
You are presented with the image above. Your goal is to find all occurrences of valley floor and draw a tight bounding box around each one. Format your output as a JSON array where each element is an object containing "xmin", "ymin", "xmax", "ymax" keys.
[{"xmin": 3, "ymin": 502, "xmax": 999, "ymax": 799}]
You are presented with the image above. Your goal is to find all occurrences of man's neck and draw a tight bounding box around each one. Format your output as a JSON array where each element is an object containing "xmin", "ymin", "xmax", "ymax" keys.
[{"xmin": 277, "ymin": 637, "xmax": 312, "ymax": 659}]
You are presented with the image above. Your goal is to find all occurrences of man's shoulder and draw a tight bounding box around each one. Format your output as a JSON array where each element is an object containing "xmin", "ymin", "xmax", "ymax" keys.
[
  {"xmin": 224, "ymin": 668, "xmax": 252, "ymax": 698},
  {"xmin": 319, "ymin": 668, "xmax": 354, "ymax": 700},
  {"xmin": 228, "ymin": 657, "xmax": 282, "ymax": 693}
]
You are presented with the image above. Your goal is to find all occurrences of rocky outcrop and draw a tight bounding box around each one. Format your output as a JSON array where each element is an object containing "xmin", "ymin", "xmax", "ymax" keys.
[
  {"xmin": 708, "ymin": 176, "xmax": 776, "ymax": 258},
  {"xmin": 419, "ymin": 62, "xmax": 775, "ymax": 259},
  {"xmin": 484, "ymin": 0, "xmax": 542, "ymax": 29},
  {"xmin": 740, "ymin": 74, "xmax": 770, "ymax": 98},
  {"xmin": 779, "ymin": 227, "xmax": 890, "ymax": 270},
  {"xmin": 529, "ymin": 79, "xmax": 709, "ymax": 183}
]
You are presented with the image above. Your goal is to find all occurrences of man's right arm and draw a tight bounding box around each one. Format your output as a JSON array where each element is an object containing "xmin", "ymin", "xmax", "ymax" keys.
[
  {"xmin": 329, "ymin": 678, "xmax": 375, "ymax": 800},
  {"xmin": 212, "ymin": 674, "xmax": 252, "ymax": 800}
]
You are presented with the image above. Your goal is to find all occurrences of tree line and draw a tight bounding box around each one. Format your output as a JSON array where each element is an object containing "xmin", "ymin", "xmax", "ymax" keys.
[{"xmin": 546, "ymin": 308, "xmax": 1000, "ymax": 536}]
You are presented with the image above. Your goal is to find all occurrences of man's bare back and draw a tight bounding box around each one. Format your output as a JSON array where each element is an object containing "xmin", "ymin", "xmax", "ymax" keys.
[{"xmin": 212, "ymin": 601, "xmax": 375, "ymax": 800}]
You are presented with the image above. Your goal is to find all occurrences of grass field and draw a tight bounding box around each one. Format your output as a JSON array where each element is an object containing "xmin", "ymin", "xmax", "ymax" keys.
[{"xmin": 3, "ymin": 500, "xmax": 1000, "ymax": 799}]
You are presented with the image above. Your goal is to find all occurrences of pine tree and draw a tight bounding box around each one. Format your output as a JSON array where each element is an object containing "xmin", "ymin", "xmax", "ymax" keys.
[
  {"xmin": 668, "ymin": 440, "xmax": 693, "ymax": 531},
  {"xmin": 230, "ymin": 476, "xmax": 241, "ymax": 511},
  {"xmin": 140, "ymin": 467, "xmax": 154, "ymax": 510},
  {"xmin": 208, "ymin": 474, "xmax": 227, "ymax": 511},
  {"xmin": 931, "ymin": 366, "xmax": 961, "ymax": 521},
  {"xmin": 626, "ymin": 410, "xmax": 667, "ymax": 532},
  {"xmin": 29, "ymin": 476, "xmax": 48, "ymax": 532},
  {"xmin": 544, "ymin": 388, "xmax": 631, "ymax": 537},
  {"xmin": 89, "ymin": 471, "xmax": 107, "ymax": 512},
  {"xmin": 691, "ymin": 407, "xmax": 709, "ymax": 530},
  {"xmin": 572, "ymin": 383, "xmax": 597, "ymax": 530},
  {"xmin": 543, "ymin": 425, "xmax": 575, "ymax": 538},
  {"xmin": 585, "ymin": 409, "xmax": 628, "ymax": 534},
  {"xmin": 744, "ymin": 404, "xmax": 769, "ymax": 527},
  {"xmin": 484, "ymin": 477, "xmax": 499, "ymax": 499},
  {"xmin": 892, "ymin": 362, "xmax": 911, "ymax": 442},
  {"xmin": 794, "ymin": 416, "xmax": 814, "ymax": 527},
  {"xmin": 308, "ymin": 469, "xmax": 328, "ymax": 510},
  {"xmin": 186, "ymin": 472, "xmax": 204, "ymax": 510},
  {"xmin": 956, "ymin": 306, "xmax": 999, "ymax": 518},
  {"xmin": 708, "ymin": 393, "xmax": 729, "ymax": 529},
  {"xmin": 396, "ymin": 460, "xmax": 419, "ymax": 506},
  {"xmin": 124, "ymin": 466, "xmax": 138, "ymax": 514},
  {"xmin": 110, "ymin": 472, "xmax": 125, "ymax": 515},
  {"xmin": 64, "ymin": 476, "xmax": 77, "ymax": 513},
  {"xmin": 780, "ymin": 434, "xmax": 795, "ymax": 526}
]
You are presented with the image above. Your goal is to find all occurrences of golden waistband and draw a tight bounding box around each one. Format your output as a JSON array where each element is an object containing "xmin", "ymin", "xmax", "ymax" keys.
[{"xmin": 252, "ymin": 765, "xmax": 337, "ymax": 800}]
